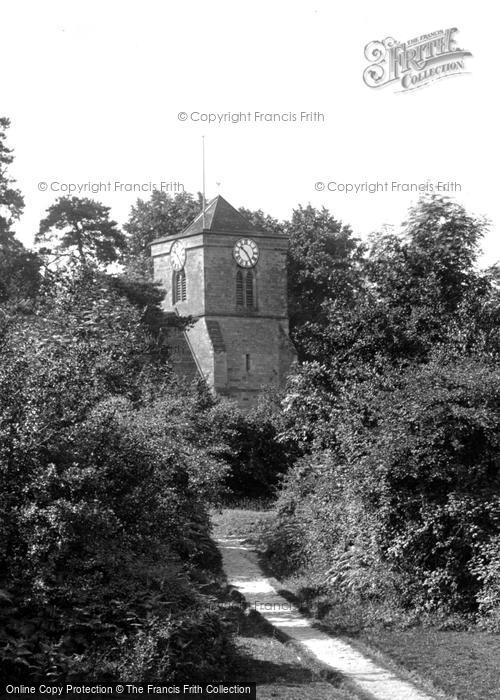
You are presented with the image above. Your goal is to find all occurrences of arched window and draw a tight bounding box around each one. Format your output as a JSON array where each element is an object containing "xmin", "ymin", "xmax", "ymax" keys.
[
  {"xmin": 245, "ymin": 270, "xmax": 254, "ymax": 308},
  {"xmin": 236, "ymin": 270, "xmax": 244, "ymax": 306},
  {"xmin": 236, "ymin": 269, "xmax": 256, "ymax": 309},
  {"xmin": 175, "ymin": 271, "xmax": 182, "ymax": 302},
  {"xmin": 173, "ymin": 269, "xmax": 187, "ymax": 303}
]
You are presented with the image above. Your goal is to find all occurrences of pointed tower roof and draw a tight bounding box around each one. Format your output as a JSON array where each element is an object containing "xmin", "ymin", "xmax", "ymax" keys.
[{"xmin": 182, "ymin": 195, "xmax": 257, "ymax": 235}]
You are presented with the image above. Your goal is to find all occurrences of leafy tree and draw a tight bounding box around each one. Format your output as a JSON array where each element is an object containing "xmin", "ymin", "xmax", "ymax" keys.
[
  {"xmin": 359, "ymin": 197, "xmax": 490, "ymax": 359},
  {"xmin": 36, "ymin": 196, "xmax": 125, "ymax": 266},
  {"xmin": 0, "ymin": 117, "xmax": 40, "ymax": 301},
  {"xmin": 284, "ymin": 204, "xmax": 362, "ymax": 359},
  {"xmin": 238, "ymin": 207, "xmax": 284, "ymax": 235},
  {"xmin": 0, "ymin": 237, "xmax": 40, "ymax": 303},
  {"xmin": 108, "ymin": 271, "xmax": 191, "ymax": 362},
  {"xmin": 0, "ymin": 117, "xmax": 24, "ymax": 237},
  {"xmin": 295, "ymin": 197, "xmax": 494, "ymax": 374},
  {"xmin": 122, "ymin": 191, "xmax": 203, "ymax": 276},
  {"xmin": 282, "ymin": 198, "xmax": 497, "ymax": 448}
]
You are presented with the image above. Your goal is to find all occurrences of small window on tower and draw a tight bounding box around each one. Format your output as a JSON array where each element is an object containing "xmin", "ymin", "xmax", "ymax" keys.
[
  {"xmin": 180, "ymin": 269, "xmax": 186, "ymax": 300},
  {"xmin": 245, "ymin": 270, "xmax": 254, "ymax": 308},
  {"xmin": 236, "ymin": 268, "xmax": 256, "ymax": 309},
  {"xmin": 236, "ymin": 270, "xmax": 244, "ymax": 306},
  {"xmin": 245, "ymin": 353, "xmax": 251, "ymax": 372},
  {"xmin": 173, "ymin": 269, "xmax": 187, "ymax": 303}
]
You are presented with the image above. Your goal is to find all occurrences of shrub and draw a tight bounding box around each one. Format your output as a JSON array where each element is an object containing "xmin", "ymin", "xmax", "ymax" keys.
[
  {"xmin": 215, "ymin": 390, "xmax": 301, "ymax": 499},
  {"xmin": 0, "ymin": 266, "xmax": 231, "ymax": 683},
  {"xmin": 268, "ymin": 355, "xmax": 500, "ymax": 616}
]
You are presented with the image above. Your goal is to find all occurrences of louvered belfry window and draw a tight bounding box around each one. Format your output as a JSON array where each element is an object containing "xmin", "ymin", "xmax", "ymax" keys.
[
  {"xmin": 180, "ymin": 270, "xmax": 186, "ymax": 300},
  {"xmin": 245, "ymin": 270, "xmax": 254, "ymax": 308},
  {"xmin": 236, "ymin": 269, "xmax": 255, "ymax": 309},
  {"xmin": 236, "ymin": 270, "xmax": 244, "ymax": 305},
  {"xmin": 173, "ymin": 270, "xmax": 187, "ymax": 303}
]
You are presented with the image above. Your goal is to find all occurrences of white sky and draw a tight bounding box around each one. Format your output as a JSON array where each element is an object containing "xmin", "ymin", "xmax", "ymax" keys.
[{"xmin": 2, "ymin": 0, "xmax": 498, "ymax": 264}]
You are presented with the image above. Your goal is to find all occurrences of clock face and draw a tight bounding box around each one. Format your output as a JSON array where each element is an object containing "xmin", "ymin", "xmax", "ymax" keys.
[
  {"xmin": 170, "ymin": 240, "xmax": 186, "ymax": 271},
  {"xmin": 233, "ymin": 238, "xmax": 259, "ymax": 268}
]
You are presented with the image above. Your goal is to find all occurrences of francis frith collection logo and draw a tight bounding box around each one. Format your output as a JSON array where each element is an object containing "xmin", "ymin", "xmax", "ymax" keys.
[{"xmin": 363, "ymin": 28, "xmax": 472, "ymax": 92}]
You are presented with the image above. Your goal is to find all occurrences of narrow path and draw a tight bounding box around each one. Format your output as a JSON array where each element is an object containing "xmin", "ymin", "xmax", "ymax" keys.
[{"xmin": 216, "ymin": 530, "xmax": 436, "ymax": 700}]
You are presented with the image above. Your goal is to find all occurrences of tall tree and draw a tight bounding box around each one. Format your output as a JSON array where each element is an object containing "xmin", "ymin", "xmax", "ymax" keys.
[
  {"xmin": 285, "ymin": 204, "xmax": 362, "ymax": 359},
  {"xmin": 36, "ymin": 196, "xmax": 125, "ymax": 266},
  {"xmin": 0, "ymin": 117, "xmax": 40, "ymax": 301},
  {"xmin": 290, "ymin": 196, "xmax": 495, "ymax": 382},
  {"xmin": 122, "ymin": 191, "xmax": 203, "ymax": 276},
  {"xmin": 366, "ymin": 197, "xmax": 486, "ymax": 317},
  {"xmin": 0, "ymin": 117, "xmax": 24, "ymax": 238},
  {"xmin": 359, "ymin": 196, "xmax": 491, "ymax": 363},
  {"xmin": 280, "ymin": 196, "xmax": 497, "ymax": 448},
  {"xmin": 238, "ymin": 207, "xmax": 284, "ymax": 235}
]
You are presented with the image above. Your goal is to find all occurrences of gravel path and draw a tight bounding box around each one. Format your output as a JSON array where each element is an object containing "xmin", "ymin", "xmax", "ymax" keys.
[{"xmin": 216, "ymin": 533, "xmax": 436, "ymax": 700}]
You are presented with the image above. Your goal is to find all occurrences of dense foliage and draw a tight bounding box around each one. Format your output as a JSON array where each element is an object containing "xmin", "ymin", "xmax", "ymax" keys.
[
  {"xmin": 285, "ymin": 204, "xmax": 361, "ymax": 360},
  {"xmin": 267, "ymin": 198, "xmax": 500, "ymax": 625},
  {"xmin": 0, "ymin": 266, "xmax": 232, "ymax": 683},
  {"xmin": 0, "ymin": 117, "xmax": 40, "ymax": 302},
  {"xmin": 36, "ymin": 197, "xmax": 126, "ymax": 266},
  {"xmin": 214, "ymin": 390, "xmax": 300, "ymax": 499}
]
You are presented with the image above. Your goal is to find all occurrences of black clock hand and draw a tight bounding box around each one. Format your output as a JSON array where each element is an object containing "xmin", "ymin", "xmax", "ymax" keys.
[{"xmin": 241, "ymin": 247, "xmax": 252, "ymax": 265}]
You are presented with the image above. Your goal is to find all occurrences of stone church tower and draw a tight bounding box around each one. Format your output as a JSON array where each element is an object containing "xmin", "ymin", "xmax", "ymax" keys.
[{"xmin": 150, "ymin": 195, "xmax": 296, "ymax": 408}]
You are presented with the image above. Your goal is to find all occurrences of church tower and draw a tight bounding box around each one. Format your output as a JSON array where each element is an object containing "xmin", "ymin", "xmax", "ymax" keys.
[{"xmin": 150, "ymin": 195, "xmax": 296, "ymax": 408}]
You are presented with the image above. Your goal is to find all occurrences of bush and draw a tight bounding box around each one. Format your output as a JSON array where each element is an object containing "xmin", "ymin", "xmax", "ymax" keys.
[
  {"xmin": 268, "ymin": 355, "xmax": 500, "ymax": 617},
  {"xmin": 0, "ymin": 266, "xmax": 231, "ymax": 683},
  {"xmin": 214, "ymin": 390, "xmax": 301, "ymax": 499}
]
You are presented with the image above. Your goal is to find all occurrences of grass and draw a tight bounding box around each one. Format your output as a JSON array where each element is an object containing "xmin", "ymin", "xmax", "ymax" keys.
[
  {"xmin": 219, "ymin": 506, "xmax": 500, "ymax": 700},
  {"xmin": 275, "ymin": 575, "xmax": 500, "ymax": 700},
  {"xmin": 212, "ymin": 505, "xmax": 274, "ymax": 543},
  {"xmin": 355, "ymin": 630, "xmax": 500, "ymax": 700},
  {"xmin": 218, "ymin": 495, "xmax": 276, "ymax": 512}
]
